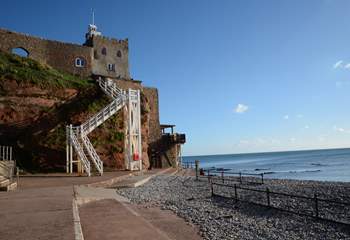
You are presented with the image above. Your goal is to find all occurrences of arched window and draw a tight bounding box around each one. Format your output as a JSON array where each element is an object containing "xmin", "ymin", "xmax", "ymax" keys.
[
  {"xmin": 101, "ymin": 47, "xmax": 107, "ymax": 55},
  {"xmin": 75, "ymin": 57, "xmax": 86, "ymax": 68},
  {"xmin": 94, "ymin": 50, "xmax": 98, "ymax": 59},
  {"xmin": 11, "ymin": 47, "xmax": 29, "ymax": 57},
  {"xmin": 117, "ymin": 50, "xmax": 122, "ymax": 58}
]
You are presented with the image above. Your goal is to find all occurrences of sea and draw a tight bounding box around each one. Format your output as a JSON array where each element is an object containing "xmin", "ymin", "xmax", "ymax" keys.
[{"xmin": 182, "ymin": 148, "xmax": 350, "ymax": 182}]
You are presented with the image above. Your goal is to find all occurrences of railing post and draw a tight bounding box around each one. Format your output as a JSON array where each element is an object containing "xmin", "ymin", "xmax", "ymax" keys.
[
  {"xmin": 234, "ymin": 184, "xmax": 238, "ymax": 202},
  {"xmin": 314, "ymin": 193, "xmax": 319, "ymax": 218},
  {"xmin": 266, "ymin": 187, "xmax": 270, "ymax": 207},
  {"xmin": 261, "ymin": 173, "xmax": 264, "ymax": 184},
  {"xmin": 221, "ymin": 170, "xmax": 224, "ymax": 183},
  {"xmin": 195, "ymin": 160, "xmax": 199, "ymax": 181},
  {"xmin": 239, "ymin": 172, "xmax": 242, "ymax": 184},
  {"xmin": 211, "ymin": 183, "xmax": 214, "ymax": 196},
  {"xmin": 16, "ymin": 167, "xmax": 19, "ymax": 187},
  {"xmin": 207, "ymin": 169, "xmax": 210, "ymax": 183}
]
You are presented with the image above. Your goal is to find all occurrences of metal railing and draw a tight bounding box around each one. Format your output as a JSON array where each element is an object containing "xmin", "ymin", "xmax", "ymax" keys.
[
  {"xmin": 70, "ymin": 130, "xmax": 91, "ymax": 176},
  {"xmin": 81, "ymin": 134, "xmax": 103, "ymax": 175},
  {"xmin": 0, "ymin": 145, "xmax": 16, "ymax": 185},
  {"xmin": 203, "ymin": 169, "xmax": 264, "ymax": 185},
  {"xmin": 211, "ymin": 182, "xmax": 350, "ymax": 225},
  {"xmin": 0, "ymin": 145, "xmax": 13, "ymax": 161},
  {"xmin": 182, "ymin": 161, "xmax": 196, "ymax": 169}
]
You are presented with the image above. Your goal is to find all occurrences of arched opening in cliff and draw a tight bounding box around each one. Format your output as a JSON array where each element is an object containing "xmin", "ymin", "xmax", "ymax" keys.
[{"xmin": 11, "ymin": 47, "xmax": 29, "ymax": 58}]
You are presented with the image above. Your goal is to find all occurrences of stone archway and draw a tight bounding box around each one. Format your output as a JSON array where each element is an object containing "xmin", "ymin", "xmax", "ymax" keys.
[{"xmin": 11, "ymin": 47, "xmax": 29, "ymax": 57}]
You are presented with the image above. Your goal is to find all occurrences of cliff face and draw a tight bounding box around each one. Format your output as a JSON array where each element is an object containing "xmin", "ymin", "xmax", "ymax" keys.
[{"xmin": 0, "ymin": 51, "xmax": 152, "ymax": 172}]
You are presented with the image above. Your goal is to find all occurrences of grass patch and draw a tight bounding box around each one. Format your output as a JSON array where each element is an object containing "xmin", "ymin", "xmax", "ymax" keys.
[{"xmin": 0, "ymin": 51, "xmax": 93, "ymax": 89}]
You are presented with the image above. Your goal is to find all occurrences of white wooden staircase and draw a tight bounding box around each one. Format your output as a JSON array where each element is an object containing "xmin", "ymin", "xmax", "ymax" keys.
[{"xmin": 66, "ymin": 78, "xmax": 126, "ymax": 176}]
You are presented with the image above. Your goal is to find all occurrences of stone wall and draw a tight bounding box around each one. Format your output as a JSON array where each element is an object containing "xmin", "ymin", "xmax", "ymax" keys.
[
  {"xmin": 86, "ymin": 35, "xmax": 130, "ymax": 79},
  {"xmin": 0, "ymin": 28, "xmax": 92, "ymax": 77}
]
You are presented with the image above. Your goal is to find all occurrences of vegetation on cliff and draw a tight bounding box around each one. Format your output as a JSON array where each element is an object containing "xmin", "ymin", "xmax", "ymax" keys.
[
  {"xmin": 0, "ymin": 51, "xmax": 151, "ymax": 173},
  {"xmin": 0, "ymin": 51, "xmax": 93, "ymax": 91}
]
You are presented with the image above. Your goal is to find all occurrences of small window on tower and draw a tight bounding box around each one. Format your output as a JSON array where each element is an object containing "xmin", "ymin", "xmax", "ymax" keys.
[
  {"xmin": 107, "ymin": 63, "xmax": 115, "ymax": 71},
  {"xmin": 101, "ymin": 47, "xmax": 107, "ymax": 55},
  {"xmin": 75, "ymin": 57, "xmax": 86, "ymax": 67},
  {"xmin": 117, "ymin": 50, "xmax": 122, "ymax": 58}
]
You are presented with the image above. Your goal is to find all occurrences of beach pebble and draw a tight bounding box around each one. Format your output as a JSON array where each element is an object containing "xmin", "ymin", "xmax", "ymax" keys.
[{"xmin": 118, "ymin": 175, "xmax": 350, "ymax": 240}]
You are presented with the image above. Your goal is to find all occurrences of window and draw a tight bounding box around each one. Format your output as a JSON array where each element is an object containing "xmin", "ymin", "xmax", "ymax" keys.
[
  {"xmin": 93, "ymin": 50, "xmax": 98, "ymax": 59},
  {"xmin": 107, "ymin": 63, "xmax": 115, "ymax": 71},
  {"xmin": 101, "ymin": 47, "xmax": 107, "ymax": 55},
  {"xmin": 117, "ymin": 50, "xmax": 122, "ymax": 58},
  {"xmin": 75, "ymin": 58, "xmax": 86, "ymax": 67},
  {"xmin": 11, "ymin": 47, "xmax": 29, "ymax": 57}
]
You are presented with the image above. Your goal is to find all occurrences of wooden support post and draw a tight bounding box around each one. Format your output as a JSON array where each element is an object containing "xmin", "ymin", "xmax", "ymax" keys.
[
  {"xmin": 234, "ymin": 184, "xmax": 238, "ymax": 202},
  {"xmin": 10, "ymin": 146, "xmax": 12, "ymax": 161},
  {"xmin": 314, "ymin": 193, "xmax": 319, "ymax": 218},
  {"xmin": 211, "ymin": 183, "xmax": 214, "ymax": 196},
  {"xmin": 261, "ymin": 173, "xmax": 264, "ymax": 184},
  {"xmin": 239, "ymin": 172, "xmax": 242, "ymax": 184},
  {"xmin": 195, "ymin": 160, "xmax": 199, "ymax": 181},
  {"xmin": 69, "ymin": 125, "xmax": 73, "ymax": 174},
  {"xmin": 221, "ymin": 170, "xmax": 224, "ymax": 183},
  {"xmin": 266, "ymin": 187, "xmax": 271, "ymax": 207}
]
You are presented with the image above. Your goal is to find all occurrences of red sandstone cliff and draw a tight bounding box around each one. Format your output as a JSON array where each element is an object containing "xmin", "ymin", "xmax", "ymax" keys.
[{"xmin": 0, "ymin": 51, "xmax": 153, "ymax": 172}]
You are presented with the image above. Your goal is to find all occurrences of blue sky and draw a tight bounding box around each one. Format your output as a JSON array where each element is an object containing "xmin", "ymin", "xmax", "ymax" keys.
[{"xmin": 1, "ymin": 0, "xmax": 350, "ymax": 156}]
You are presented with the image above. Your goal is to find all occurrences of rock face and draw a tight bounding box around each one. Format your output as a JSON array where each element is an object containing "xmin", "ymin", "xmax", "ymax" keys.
[
  {"xmin": 0, "ymin": 51, "xmax": 163, "ymax": 173},
  {"xmin": 0, "ymin": 78, "xmax": 155, "ymax": 172}
]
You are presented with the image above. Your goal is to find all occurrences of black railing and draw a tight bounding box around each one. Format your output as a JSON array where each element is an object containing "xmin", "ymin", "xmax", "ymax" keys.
[
  {"xmin": 211, "ymin": 182, "xmax": 350, "ymax": 225},
  {"xmin": 202, "ymin": 169, "xmax": 264, "ymax": 185},
  {"xmin": 182, "ymin": 161, "xmax": 196, "ymax": 169}
]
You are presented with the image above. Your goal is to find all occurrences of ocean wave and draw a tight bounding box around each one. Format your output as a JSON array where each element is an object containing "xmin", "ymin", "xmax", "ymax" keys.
[
  {"xmin": 311, "ymin": 163, "xmax": 329, "ymax": 167},
  {"xmin": 263, "ymin": 169, "xmax": 322, "ymax": 175},
  {"xmin": 254, "ymin": 168, "xmax": 271, "ymax": 171}
]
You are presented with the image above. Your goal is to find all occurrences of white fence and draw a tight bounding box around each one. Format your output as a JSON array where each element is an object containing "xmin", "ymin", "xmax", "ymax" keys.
[{"xmin": 0, "ymin": 146, "xmax": 13, "ymax": 161}]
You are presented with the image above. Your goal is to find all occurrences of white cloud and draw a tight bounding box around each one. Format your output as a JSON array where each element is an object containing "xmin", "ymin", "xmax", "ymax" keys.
[
  {"xmin": 304, "ymin": 125, "xmax": 309, "ymax": 129},
  {"xmin": 333, "ymin": 125, "xmax": 350, "ymax": 133},
  {"xmin": 235, "ymin": 104, "xmax": 249, "ymax": 113},
  {"xmin": 297, "ymin": 114, "xmax": 303, "ymax": 118},
  {"xmin": 284, "ymin": 115, "xmax": 289, "ymax": 120},
  {"xmin": 333, "ymin": 60, "xmax": 350, "ymax": 70},
  {"xmin": 333, "ymin": 60, "xmax": 343, "ymax": 69},
  {"xmin": 290, "ymin": 137, "xmax": 296, "ymax": 142}
]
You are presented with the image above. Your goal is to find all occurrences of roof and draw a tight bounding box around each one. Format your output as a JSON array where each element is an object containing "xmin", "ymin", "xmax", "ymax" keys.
[{"xmin": 160, "ymin": 124, "xmax": 176, "ymax": 129}]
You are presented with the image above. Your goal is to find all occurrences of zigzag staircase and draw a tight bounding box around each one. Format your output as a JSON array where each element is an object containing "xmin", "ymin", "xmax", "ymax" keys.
[{"xmin": 66, "ymin": 78, "xmax": 126, "ymax": 176}]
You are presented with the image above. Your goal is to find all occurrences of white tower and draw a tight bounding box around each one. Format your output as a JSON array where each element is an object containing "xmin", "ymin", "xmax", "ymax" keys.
[{"xmin": 86, "ymin": 9, "xmax": 101, "ymax": 39}]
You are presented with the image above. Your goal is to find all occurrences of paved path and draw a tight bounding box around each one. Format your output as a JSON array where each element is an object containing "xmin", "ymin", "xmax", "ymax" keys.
[
  {"xmin": 76, "ymin": 186, "xmax": 201, "ymax": 240},
  {"xmin": 0, "ymin": 186, "xmax": 74, "ymax": 240},
  {"xmin": 0, "ymin": 169, "xmax": 202, "ymax": 240},
  {"xmin": 0, "ymin": 171, "xmax": 129, "ymax": 240}
]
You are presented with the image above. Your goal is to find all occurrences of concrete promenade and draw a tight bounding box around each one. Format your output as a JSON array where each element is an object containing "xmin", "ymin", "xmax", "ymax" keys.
[{"xmin": 0, "ymin": 169, "xmax": 201, "ymax": 240}]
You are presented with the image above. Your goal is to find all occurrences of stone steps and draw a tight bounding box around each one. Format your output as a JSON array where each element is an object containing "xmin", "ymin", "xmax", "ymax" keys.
[
  {"xmin": 0, "ymin": 176, "xmax": 17, "ymax": 191},
  {"xmin": 0, "ymin": 181, "xmax": 17, "ymax": 191}
]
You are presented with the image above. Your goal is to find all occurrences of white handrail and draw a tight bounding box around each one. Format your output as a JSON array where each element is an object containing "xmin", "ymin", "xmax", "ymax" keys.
[{"xmin": 67, "ymin": 78, "xmax": 125, "ymax": 176}]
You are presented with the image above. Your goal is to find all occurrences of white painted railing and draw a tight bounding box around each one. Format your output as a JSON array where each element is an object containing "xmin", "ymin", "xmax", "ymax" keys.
[
  {"xmin": 81, "ymin": 134, "xmax": 103, "ymax": 174},
  {"xmin": 67, "ymin": 78, "xmax": 126, "ymax": 176},
  {"xmin": 0, "ymin": 145, "xmax": 12, "ymax": 161},
  {"xmin": 69, "ymin": 129, "xmax": 91, "ymax": 176}
]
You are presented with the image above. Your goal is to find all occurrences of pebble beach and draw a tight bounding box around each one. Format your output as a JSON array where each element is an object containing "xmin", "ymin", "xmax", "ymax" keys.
[{"xmin": 118, "ymin": 174, "xmax": 350, "ymax": 240}]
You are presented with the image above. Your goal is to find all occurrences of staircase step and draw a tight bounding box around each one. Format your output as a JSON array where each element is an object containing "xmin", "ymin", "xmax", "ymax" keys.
[
  {"xmin": 0, "ymin": 181, "xmax": 17, "ymax": 191},
  {"xmin": 0, "ymin": 178, "xmax": 10, "ymax": 187}
]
